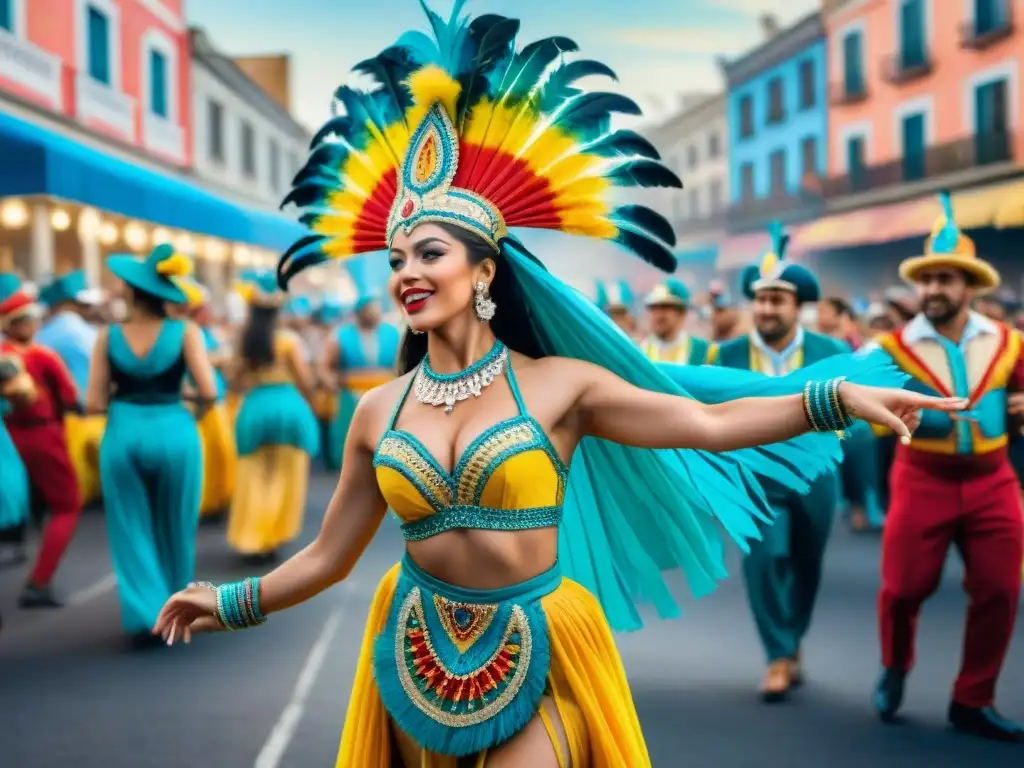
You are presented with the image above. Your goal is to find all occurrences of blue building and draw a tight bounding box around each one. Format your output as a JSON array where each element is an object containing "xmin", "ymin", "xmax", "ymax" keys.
[{"xmin": 721, "ymin": 13, "xmax": 828, "ymax": 234}]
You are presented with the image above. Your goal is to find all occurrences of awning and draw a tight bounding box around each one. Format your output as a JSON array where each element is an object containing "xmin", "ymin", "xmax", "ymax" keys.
[
  {"xmin": 0, "ymin": 111, "xmax": 307, "ymax": 250},
  {"xmin": 792, "ymin": 179, "xmax": 1024, "ymax": 253}
]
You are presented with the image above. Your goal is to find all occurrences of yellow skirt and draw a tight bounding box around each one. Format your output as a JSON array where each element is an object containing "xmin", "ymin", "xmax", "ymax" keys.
[
  {"xmin": 336, "ymin": 563, "xmax": 650, "ymax": 767},
  {"xmin": 65, "ymin": 413, "xmax": 105, "ymax": 505},
  {"xmin": 198, "ymin": 404, "xmax": 238, "ymax": 516},
  {"xmin": 313, "ymin": 388, "xmax": 338, "ymax": 421},
  {"xmin": 225, "ymin": 391, "xmax": 243, "ymax": 430},
  {"xmin": 226, "ymin": 445, "xmax": 309, "ymax": 554}
]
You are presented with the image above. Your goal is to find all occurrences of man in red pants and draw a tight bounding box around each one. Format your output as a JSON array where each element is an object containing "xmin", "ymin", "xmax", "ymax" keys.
[
  {"xmin": 864, "ymin": 193, "xmax": 1023, "ymax": 743},
  {"xmin": 0, "ymin": 273, "xmax": 82, "ymax": 608}
]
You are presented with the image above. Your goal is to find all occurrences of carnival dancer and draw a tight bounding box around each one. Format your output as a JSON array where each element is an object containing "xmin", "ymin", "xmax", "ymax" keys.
[
  {"xmin": 641, "ymin": 278, "xmax": 715, "ymax": 364},
  {"xmin": 153, "ymin": 5, "xmax": 955, "ymax": 765},
  {"xmin": 0, "ymin": 350, "xmax": 31, "ymax": 568},
  {"xmin": 867, "ymin": 193, "xmax": 1023, "ymax": 742},
  {"xmin": 36, "ymin": 270, "xmax": 104, "ymax": 507},
  {"xmin": 186, "ymin": 284, "xmax": 237, "ymax": 518},
  {"xmin": 225, "ymin": 271, "xmax": 319, "ymax": 561},
  {"xmin": 595, "ymin": 279, "xmax": 637, "ymax": 338},
  {"xmin": 0, "ymin": 272, "xmax": 82, "ymax": 608},
  {"xmin": 317, "ymin": 289, "xmax": 399, "ymax": 471},
  {"xmin": 710, "ymin": 224, "xmax": 851, "ymax": 701},
  {"xmin": 86, "ymin": 245, "xmax": 216, "ymax": 644}
]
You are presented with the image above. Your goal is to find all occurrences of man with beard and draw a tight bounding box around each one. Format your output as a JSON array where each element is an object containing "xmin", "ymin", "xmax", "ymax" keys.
[
  {"xmin": 594, "ymin": 279, "xmax": 637, "ymax": 339},
  {"xmin": 865, "ymin": 193, "xmax": 1023, "ymax": 742},
  {"xmin": 710, "ymin": 223, "xmax": 848, "ymax": 702},
  {"xmin": 640, "ymin": 278, "xmax": 715, "ymax": 364}
]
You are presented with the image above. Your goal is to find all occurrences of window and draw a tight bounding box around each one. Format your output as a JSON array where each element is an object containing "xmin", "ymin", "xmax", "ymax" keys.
[
  {"xmin": 740, "ymin": 163, "xmax": 755, "ymax": 201},
  {"xmin": 766, "ymin": 77, "xmax": 785, "ymax": 124},
  {"xmin": 0, "ymin": 0, "xmax": 12, "ymax": 32},
  {"xmin": 687, "ymin": 144, "xmax": 698, "ymax": 170},
  {"xmin": 241, "ymin": 121, "xmax": 256, "ymax": 178},
  {"xmin": 846, "ymin": 136, "xmax": 866, "ymax": 188},
  {"xmin": 86, "ymin": 5, "xmax": 111, "ymax": 84},
  {"xmin": 269, "ymin": 139, "xmax": 280, "ymax": 190},
  {"xmin": 707, "ymin": 131, "xmax": 720, "ymax": 158},
  {"xmin": 739, "ymin": 95, "xmax": 754, "ymax": 139},
  {"xmin": 901, "ymin": 113, "xmax": 926, "ymax": 181},
  {"xmin": 709, "ymin": 178, "xmax": 723, "ymax": 212},
  {"xmin": 975, "ymin": 0, "xmax": 1008, "ymax": 36},
  {"xmin": 208, "ymin": 100, "xmax": 224, "ymax": 162},
  {"xmin": 688, "ymin": 188, "xmax": 700, "ymax": 218},
  {"xmin": 899, "ymin": 0, "xmax": 927, "ymax": 69},
  {"xmin": 769, "ymin": 149, "xmax": 786, "ymax": 195},
  {"xmin": 800, "ymin": 136, "xmax": 818, "ymax": 182},
  {"xmin": 843, "ymin": 31, "xmax": 865, "ymax": 97},
  {"xmin": 974, "ymin": 78, "xmax": 1009, "ymax": 164},
  {"xmin": 149, "ymin": 49, "xmax": 168, "ymax": 117},
  {"xmin": 798, "ymin": 60, "xmax": 816, "ymax": 110}
]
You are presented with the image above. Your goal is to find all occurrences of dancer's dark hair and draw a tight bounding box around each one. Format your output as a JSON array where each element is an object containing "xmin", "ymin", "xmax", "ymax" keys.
[
  {"xmin": 130, "ymin": 286, "xmax": 168, "ymax": 318},
  {"xmin": 397, "ymin": 223, "xmax": 546, "ymax": 374},
  {"xmin": 241, "ymin": 305, "xmax": 278, "ymax": 370}
]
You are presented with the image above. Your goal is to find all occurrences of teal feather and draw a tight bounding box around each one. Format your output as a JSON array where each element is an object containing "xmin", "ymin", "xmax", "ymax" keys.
[
  {"xmin": 540, "ymin": 59, "xmax": 617, "ymax": 113},
  {"xmin": 611, "ymin": 205, "xmax": 676, "ymax": 247},
  {"xmin": 583, "ymin": 130, "xmax": 660, "ymax": 160},
  {"xmin": 768, "ymin": 220, "xmax": 789, "ymax": 258},
  {"xmin": 605, "ymin": 159, "xmax": 683, "ymax": 189},
  {"xmin": 547, "ymin": 91, "xmax": 641, "ymax": 143},
  {"xmin": 613, "ymin": 227, "xmax": 677, "ymax": 271},
  {"xmin": 308, "ymin": 116, "xmax": 353, "ymax": 149},
  {"xmin": 352, "ymin": 46, "xmax": 419, "ymax": 124},
  {"xmin": 457, "ymin": 15, "xmax": 521, "ymax": 127},
  {"xmin": 502, "ymin": 36, "xmax": 578, "ymax": 103},
  {"xmin": 932, "ymin": 189, "xmax": 960, "ymax": 253},
  {"xmin": 278, "ymin": 234, "xmax": 329, "ymax": 289}
]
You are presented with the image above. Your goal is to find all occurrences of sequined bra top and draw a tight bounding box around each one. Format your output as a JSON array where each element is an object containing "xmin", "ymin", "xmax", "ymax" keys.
[{"xmin": 373, "ymin": 360, "xmax": 568, "ymax": 541}]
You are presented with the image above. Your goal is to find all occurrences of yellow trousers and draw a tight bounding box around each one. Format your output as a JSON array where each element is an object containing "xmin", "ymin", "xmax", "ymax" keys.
[
  {"xmin": 336, "ymin": 565, "xmax": 650, "ymax": 767},
  {"xmin": 65, "ymin": 413, "xmax": 105, "ymax": 505},
  {"xmin": 227, "ymin": 446, "xmax": 309, "ymax": 555},
  {"xmin": 198, "ymin": 404, "xmax": 237, "ymax": 516}
]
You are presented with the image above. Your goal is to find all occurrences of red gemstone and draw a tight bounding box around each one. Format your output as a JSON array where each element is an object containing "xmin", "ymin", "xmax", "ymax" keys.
[{"xmin": 401, "ymin": 198, "xmax": 414, "ymax": 218}]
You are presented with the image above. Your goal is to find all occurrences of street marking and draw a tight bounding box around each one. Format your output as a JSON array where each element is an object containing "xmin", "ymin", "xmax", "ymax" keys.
[
  {"xmin": 67, "ymin": 573, "xmax": 117, "ymax": 605},
  {"xmin": 255, "ymin": 598, "xmax": 347, "ymax": 768}
]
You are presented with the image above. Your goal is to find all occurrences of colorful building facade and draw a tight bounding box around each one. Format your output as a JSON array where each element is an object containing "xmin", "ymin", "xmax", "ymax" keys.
[{"xmin": 722, "ymin": 12, "xmax": 829, "ymax": 237}]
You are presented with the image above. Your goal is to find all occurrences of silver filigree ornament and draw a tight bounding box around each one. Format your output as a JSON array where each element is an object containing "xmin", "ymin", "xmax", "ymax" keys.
[
  {"xmin": 414, "ymin": 345, "xmax": 508, "ymax": 414},
  {"xmin": 474, "ymin": 281, "xmax": 496, "ymax": 322}
]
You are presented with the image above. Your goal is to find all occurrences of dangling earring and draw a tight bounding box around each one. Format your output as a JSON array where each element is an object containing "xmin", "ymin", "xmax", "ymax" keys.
[{"xmin": 474, "ymin": 281, "xmax": 496, "ymax": 321}]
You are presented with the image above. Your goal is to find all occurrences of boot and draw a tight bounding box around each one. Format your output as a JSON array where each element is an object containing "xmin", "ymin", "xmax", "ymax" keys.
[
  {"xmin": 873, "ymin": 668, "xmax": 906, "ymax": 723},
  {"xmin": 948, "ymin": 702, "xmax": 1023, "ymax": 743},
  {"xmin": 18, "ymin": 582, "xmax": 64, "ymax": 609}
]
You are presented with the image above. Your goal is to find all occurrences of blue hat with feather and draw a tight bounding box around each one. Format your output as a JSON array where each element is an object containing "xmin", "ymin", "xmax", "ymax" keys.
[
  {"xmin": 644, "ymin": 277, "xmax": 690, "ymax": 308},
  {"xmin": 898, "ymin": 190, "xmax": 998, "ymax": 294},
  {"xmin": 319, "ymin": 294, "xmax": 344, "ymax": 324},
  {"xmin": 741, "ymin": 222, "xmax": 820, "ymax": 304},
  {"xmin": 595, "ymin": 279, "xmax": 634, "ymax": 312},
  {"xmin": 40, "ymin": 270, "xmax": 102, "ymax": 307}
]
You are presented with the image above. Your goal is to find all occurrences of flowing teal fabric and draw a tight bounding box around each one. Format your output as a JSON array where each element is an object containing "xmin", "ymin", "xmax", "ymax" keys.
[
  {"xmin": 235, "ymin": 383, "xmax": 320, "ymax": 457},
  {"xmin": 502, "ymin": 239, "xmax": 907, "ymax": 632},
  {"xmin": 0, "ymin": 415, "xmax": 29, "ymax": 533},
  {"xmin": 100, "ymin": 321, "xmax": 202, "ymax": 633}
]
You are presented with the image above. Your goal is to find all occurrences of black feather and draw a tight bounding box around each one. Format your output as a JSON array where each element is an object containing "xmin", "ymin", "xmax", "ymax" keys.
[
  {"xmin": 614, "ymin": 228, "xmax": 677, "ymax": 272},
  {"xmin": 585, "ymin": 130, "xmax": 660, "ymax": 160},
  {"xmin": 281, "ymin": 182, "xmax": 330, "ymax": 209},
  {"xmin": 458, "ymin": 16, "xmax": 521, "ymax": 125},
  {"xmin": 352, "ymin": 45, "xmax": 417, "ymax": 118},
  {"xmin": 540, "ymin": 59, "xmax": 617, "ymax": 113},
  {"xmin": 612, "ymin": 205, "xmax": 677, "ymax": 247},
  {"xmin": 606, "ymin": 159, "xmax": 683, "ymax": 189},
  {"xmin": 551, "ymin": 92, "xmax": 641, "ymax": 142},
  {"xmin": 310, "ymin": 116, "xmax": 352, "ymax": 148},
  {"xmin": 277, "ymin": 234, "xmax": 328, "ymax": 289}
]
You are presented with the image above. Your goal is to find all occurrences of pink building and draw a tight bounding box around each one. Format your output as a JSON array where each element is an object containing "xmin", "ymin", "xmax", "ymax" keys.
[
  {"xmin": 819, "ymin": 0, "xmax": 1022, "ymax": 214},
  {"xmin": 0, "ymin": 0, "xmax": 190, "ymax": 167}
]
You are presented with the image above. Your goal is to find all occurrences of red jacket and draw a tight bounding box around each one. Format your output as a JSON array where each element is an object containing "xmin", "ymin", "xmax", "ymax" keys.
[{"xmin": 1, "ymin": 340, "xmax": 79, "ymax": 427}]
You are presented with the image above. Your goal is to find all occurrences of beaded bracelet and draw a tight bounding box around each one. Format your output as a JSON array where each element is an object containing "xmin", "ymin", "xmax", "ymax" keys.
[
  {"xmin": 802, "ymin": 377, "xmax": 854, "ymax": 433},
  {"xmin": 198, "ymin": 577, "xmax": 267, "ymax": 630}
]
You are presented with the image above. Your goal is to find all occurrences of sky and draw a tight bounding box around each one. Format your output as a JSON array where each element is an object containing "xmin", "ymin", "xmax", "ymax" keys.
[
  {"xmin": 186, "ymin": 0, "xmax": 818, "ymax": 287},
  {"xmin": 188, "ymin": 0, "xmax": 819, "ymax": 133}
]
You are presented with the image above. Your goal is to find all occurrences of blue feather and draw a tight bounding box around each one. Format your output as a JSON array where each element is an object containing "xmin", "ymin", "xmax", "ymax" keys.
[{"xmin": 611, "ymin": 205, "xmax": 676, "ymax": 247}]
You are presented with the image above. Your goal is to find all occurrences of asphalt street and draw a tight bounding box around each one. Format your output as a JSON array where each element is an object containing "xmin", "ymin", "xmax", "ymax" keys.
[{"xmin": 1, "ymin": 470, "xmax": 1022, "ymax": 768}]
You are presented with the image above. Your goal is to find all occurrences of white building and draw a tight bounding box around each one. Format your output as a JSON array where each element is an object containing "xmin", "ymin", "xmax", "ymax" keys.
[{"xmin": 189, "ymin": 28, "xmax": 310, "ymax": 213}]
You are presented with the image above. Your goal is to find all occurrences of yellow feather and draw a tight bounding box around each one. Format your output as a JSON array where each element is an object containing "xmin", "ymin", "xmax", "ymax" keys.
[
  {"xmin": 759, "ymin": 251, "xmax": 778, "ymax": 277},
  {"xmin": 560, "ymin": 211, "xmax": 617, "ymax": 238},
  {"xmin": 406, "ymin": 66, "xmax": 462, "ymax": 118},
  {"xmin": 542, "ymin": 152, "xmax": 605, "ymax": 190},
  {"xmin": 550, "ymin": 176, "xmax": 608, "ymax": 203},
  {"xmin": 177, "ymin": 278, "xmax": 204, "ymax": 307},
  {"xmin": 930, "ymin": 215, "xmax": 947, "ymax": 238},
  {"xmin": 233, "ymin": 283, "xmax": 255, "ymax": 303},
  {"xmin": 154, "ymin": 253, "xmax": 192, "ymax": 278}
]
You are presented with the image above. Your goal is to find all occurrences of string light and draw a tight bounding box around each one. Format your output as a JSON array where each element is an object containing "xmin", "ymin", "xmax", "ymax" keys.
[
  {"xmin": 1, "ymin": 199, "xmax": 29, "ymax": 229},
  {"xmin": 50, "ymin": 209, "xmax": 71, "ymax": 231}
]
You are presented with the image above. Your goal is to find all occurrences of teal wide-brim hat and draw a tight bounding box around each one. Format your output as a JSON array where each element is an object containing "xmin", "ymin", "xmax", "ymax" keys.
[
  {"xmin": 644, "ymin": 277, "xmax": 690, "ymax": 308},
  {"xmin": 108, "ymin": 243, "xmax": 196, "ymax": 305},
  {"xmin": 595, "ymin": 279, "xmax": 635, "ymax": 312},
  {"xmin": 740, "ymin": 221, "xmax": 820, "ymax": 304},
  {"xmin": 40, "ymin": 270, "xmax": 102, "ymax": 307}
]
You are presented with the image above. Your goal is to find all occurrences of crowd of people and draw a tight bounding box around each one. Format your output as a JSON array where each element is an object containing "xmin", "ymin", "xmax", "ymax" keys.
[{"xmin": 2, "ymin": 2, "xmax": 1023, "ymax": 763}]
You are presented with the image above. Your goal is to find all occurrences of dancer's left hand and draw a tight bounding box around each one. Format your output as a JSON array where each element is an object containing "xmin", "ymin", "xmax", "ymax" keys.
[{"xmin": 839, "ymin": 383, "xmax": 967, "ymax": 444}]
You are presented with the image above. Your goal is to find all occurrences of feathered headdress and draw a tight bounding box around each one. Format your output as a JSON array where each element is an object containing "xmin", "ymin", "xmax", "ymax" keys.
[
  {"xmin": 740, "ymin": 221, "xmax": 820, "ymax": 303},
  {"xmin": 278, "ymin": 0, "xmax": 681, "ymax": 287},
  {"xmin": 898, "ymin": 190, "xmax": 999, "ymax": 293}
]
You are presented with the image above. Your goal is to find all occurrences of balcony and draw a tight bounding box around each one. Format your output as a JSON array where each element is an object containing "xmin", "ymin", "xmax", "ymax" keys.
[
  {"xmin": 830, "ymin": 80, "xmax": 868, "ymax": 106},
  {"xmin": 881, "ymin": 50, "xmax": 933, "ymax": 85},
  {"xmin": 960, "ymin": 2, "xmax": 1015, "ymax": 50},
  {"xmin": 726, "ymin": 188, "xmax": 823, "ymax": 231},
  {"xmin": 822, "ymin": 131, "xmax": 1015, "ymax": 198},
  {"xmin": 75, "ymin": 73, "xmax": 135, "ymax": 141},
  {"xmin": 0, "ymin": 28, "xmax": 63, "ymax": 110},
  {"xmin": 143, "ymin": 111, "xmax": 185, "ymax": 165}
]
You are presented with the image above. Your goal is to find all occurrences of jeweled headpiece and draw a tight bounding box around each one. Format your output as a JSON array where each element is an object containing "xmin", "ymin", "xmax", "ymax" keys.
[{"xmin": 278, "ymin": 0, "xmax": 682, "ymax": 287}]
